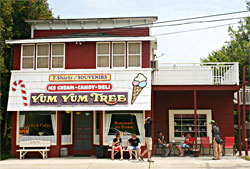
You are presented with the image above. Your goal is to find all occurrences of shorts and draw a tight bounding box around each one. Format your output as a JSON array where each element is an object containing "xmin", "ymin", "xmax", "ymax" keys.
[
  {"xmin": 128, "ymin": 146, "xmax": 138, "ymax": 150},
  {"xmin": 161, "ymin": 143, "xmax": 169, "ymax": 147},
  {"xmin": 181, "ymin": 143, "xmax": 190, "ymax": 149},
  {"xmin": 114, "ymin": 146, "xmax": 121, "ymax": 151},
  {"xmin": 145, "ymin": 137, "xmax": 152, "ymax": 150}
]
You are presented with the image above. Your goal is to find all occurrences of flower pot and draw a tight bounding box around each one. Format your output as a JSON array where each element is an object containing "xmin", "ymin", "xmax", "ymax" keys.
[{"xmin": 193, "ymin": 149, "xmax": 200, "ymax": 157}]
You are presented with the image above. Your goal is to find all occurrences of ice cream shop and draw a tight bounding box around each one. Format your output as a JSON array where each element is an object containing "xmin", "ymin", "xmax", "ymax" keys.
[{"xmin": 6, "ymin": 16, "xmax": 241, "ymax": 158}]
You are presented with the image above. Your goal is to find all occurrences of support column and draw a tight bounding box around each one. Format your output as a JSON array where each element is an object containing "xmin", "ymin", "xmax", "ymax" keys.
[
  {"xmin": 242, "ymin": 66, "xmax": 248, "ymax": 156},
  {"xmin": 151, "ymin": 90, "xmax": 155, "ymax": 153},
  {"xmin": 99, "ymin": 111, "xmax": 104, "ymax": 145},
  {"xmin": 56, "ymin": 111, "xmax": 62, "ymax": 157},
  {"xmin": 237, "ymin": 90, "xmax": 242, "ymax": 156},
  {"xmin": 194, "ymin": 89, "xmax": 198, "ymax": 149}
]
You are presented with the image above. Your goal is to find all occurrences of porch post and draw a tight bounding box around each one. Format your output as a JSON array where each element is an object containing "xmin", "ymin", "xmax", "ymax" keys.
[
  {"xmin": 194, "ymin": 89, "xmax": 198, "ymax": 149},
  {"xmin": 237, "ymin": 89, "xmax": 242, "ymax": 156},
  {"xmin": 242, "ymin": 66, "xmax": 248, "ymax": 156}
]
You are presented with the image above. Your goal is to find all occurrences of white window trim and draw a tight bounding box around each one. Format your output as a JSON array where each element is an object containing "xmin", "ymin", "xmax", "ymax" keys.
[
  {"xmin": 21, "ymin": 44, "xmax": 35, "ymax": 70},
  {"xmin": 169, "ymin": 109, "xmax": 212, "ymax": 144},
  {"xmin": 61, "ymin": 111, "xmax": 73, "ymax": 145},
  {"xmin": 127, "ymin": 42, "xmax": 142, "ymax": 68},
  {"xmin": 51, "ymin": 43, "xmax": 65, "ymax": 70},
  {"xmin": 36, "ymin": 43, "xmax": 50, "ymax": 70},
  {"xmin": 93, "ymin": 111, "xmax": 100, "ymax": 145},
  {"xmin": 96, "ymin": 42, "xmax": 110, "ymax": 69},
  {"xmin": 16, "ymin": 111, "xmax": 57, "ymax": 146},
  {"xmin": 103, "ymin": 110, "xmax": 145, "ymax": 146},
  {"xmin": 112, "ymin": 42, "xmax": 126, "ymax": 68}
]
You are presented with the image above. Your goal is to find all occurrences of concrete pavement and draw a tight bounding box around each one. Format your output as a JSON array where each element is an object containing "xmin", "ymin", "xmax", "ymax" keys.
[{"xmin": 0, "ymin": 156, "xmax": 249, "ymax": 169}]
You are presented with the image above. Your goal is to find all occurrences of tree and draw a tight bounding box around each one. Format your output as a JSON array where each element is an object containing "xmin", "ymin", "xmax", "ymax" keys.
[
  {"xmin": 201, "ymin": 1, "xmax": 250, "ymax": 84},
  {"xmin": 0, "ymin": 0, "xmax": 54, "ymax": 158}
]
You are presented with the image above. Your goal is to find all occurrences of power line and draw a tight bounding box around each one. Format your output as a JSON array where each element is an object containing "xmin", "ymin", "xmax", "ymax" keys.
[{"xmin": 154, "ymin": 23, "xmax": 238, "ymax": 36}]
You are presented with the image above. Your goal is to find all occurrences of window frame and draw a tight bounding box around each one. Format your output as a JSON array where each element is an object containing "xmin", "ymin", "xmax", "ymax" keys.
[
  {"xmin": 51, "ymin": 43, "xmax": 65, "ymax": 70},
  {"xmin": 36, "ymin": 43, "xmax": 50, "ymax": 70},
  {"xmin": 112, "ymin": 42, "xmax": 126, "ymax": 68},
  {"xmin": 21, "ymin": 44, "xmax": 35, "ymax": 70},
  {"xmin": 96, "ymin": 42, "xmax": 110, "ymax": 69},
  {"xmin": 93, "ymin": 111, "xmax": 100, "ymax": 145},
  {"xmin": 127, "ymin": 42, "xmax": 142, "ymax": 68}
]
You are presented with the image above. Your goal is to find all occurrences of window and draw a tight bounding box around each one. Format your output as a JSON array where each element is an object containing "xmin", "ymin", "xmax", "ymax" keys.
[
  {"xmin": 18, "ymin": 111, "xmax": 57, "ymax": 145},
  {"xmin": 97, "ymin": 43, "xmax": 110, "ymax": 68},
  {"xmin": 61, "ymin": 111, "xmax": 72, "ymax": 145},
  {"xmin": 113, "ymin": 43, "xmax": 125, "ymax": 67},
  {"xmin": 128, "ymin": 42, "xmax": 141, "ymax": 67},
  {"xmin": 104, "ymin": 111, "xmax": 144, "ymax": 145},
  {"xmin": 37, "ymin": 44, "xmax": 49, "ymax": 69},
  {"xmin": 169, "ymin": 110, "xmax": 212, "ymax": 143},
  {"xmin": 22, "ymin": 45, "xmax": 35, "ymax": 69},
  {"xmin": 52, "ymin": 43, "xmax": 64, "ymax": 68}
]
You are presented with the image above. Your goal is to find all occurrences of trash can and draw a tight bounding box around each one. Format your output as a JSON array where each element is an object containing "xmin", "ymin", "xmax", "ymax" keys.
[
  {"xmin": 96, "ymin": 146, "xmax": 106, "ymax": 158},
  {"xmin": 60, "ymin": 147, "xmax": 68, "ymax": 157}
]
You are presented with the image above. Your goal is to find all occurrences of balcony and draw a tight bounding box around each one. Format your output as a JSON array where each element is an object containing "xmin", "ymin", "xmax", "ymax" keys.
[{"xmin": 152, "ymin": 62, "xmax": 239, "ymax": 85}]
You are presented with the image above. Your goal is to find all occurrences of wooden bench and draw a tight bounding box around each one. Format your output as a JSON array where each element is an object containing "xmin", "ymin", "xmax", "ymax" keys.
[
  {"xmin": 108, "ymin": 147, "xmax": 138, "ymax": 159},
  {"xmin": 17, "ymin": 140, "xmax": 50, "ymax": 159}
]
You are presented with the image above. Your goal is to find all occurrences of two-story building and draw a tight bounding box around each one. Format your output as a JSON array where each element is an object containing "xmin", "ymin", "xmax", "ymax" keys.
[{"xmin": 6, "ymin": 16, "xmax": 240, "ymax": 158}]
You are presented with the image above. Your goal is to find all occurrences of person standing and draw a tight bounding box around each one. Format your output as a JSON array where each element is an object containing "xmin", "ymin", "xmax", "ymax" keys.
[
  {"xmin": 140, "ymin": 117, "xmax": 154, "ymax": 162},
  {"xmin": 210, "ymin": 120, "xmax": 221, "ymax": 160}
]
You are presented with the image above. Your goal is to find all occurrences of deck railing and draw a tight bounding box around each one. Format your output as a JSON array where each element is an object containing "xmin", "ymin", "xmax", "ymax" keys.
[{"xmin": 152, "ymin": 62, "xmax": 239, "ymax": 85}]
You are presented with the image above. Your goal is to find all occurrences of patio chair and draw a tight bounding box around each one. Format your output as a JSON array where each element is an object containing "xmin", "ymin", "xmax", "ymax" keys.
[
  {"xmin": 200, "ymin": 137, "xmax": 212, "ymax": 155},
  {"xmin": 223, "ymin": 137, "xmax": 236, "ymax": 156}
]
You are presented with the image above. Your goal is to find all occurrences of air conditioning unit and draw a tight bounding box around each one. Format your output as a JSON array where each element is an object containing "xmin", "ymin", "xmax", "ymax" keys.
[{"xmin": 151, "ymin": 60, "xmax": 158, "ymax": 70}]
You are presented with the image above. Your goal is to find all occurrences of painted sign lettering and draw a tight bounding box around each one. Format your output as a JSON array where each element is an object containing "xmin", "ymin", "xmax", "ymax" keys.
[{"xmin": 49, "ymin": 74, "xmax": 111, "ymax": 82}]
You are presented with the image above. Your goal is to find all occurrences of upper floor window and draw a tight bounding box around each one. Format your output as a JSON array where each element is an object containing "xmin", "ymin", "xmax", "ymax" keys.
[
  {"xmin": 22, "ymin": 45, "xmax": 35, "ymax": 69},
  {"xmin": 37, "ymin": 44, "xmax": 49, "ymax": 69},
  {"xmin": 128, "ymin": 42, "xmax": 141, "ymax": 67},
  {"xmin": 52, "ymin": 44, "xmax": 64, "ymax": 69},
  {"xmin": 112, "ymin": 42, "xmax": 125, "ymax": 68},
  {"xmin": 97, "ymin": 43, "xmax": 110, "ymax": 68}
]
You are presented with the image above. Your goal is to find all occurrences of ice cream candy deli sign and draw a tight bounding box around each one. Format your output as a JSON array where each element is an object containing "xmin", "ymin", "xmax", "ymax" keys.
[{"xmin": 12, "ymin": 73, "xmax": 147, "ymax": 107}]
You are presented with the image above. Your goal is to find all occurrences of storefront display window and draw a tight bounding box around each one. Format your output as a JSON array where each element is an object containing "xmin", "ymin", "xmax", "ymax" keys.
[
  {"xmin": 61, "ymin": 111, "xmax": 72, "ymax": 145},
  {"xmin": 18, "ymin": 111, "xmax": 57, "ymax": 145},
  {"xmin": 104, "ymin": 111, "xmax": 144, "ymax": 145}
]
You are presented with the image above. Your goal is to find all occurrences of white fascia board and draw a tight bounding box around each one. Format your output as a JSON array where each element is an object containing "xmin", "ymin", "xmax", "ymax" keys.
[{"xmin": 6, "ymin": 36, "xmax": 156, "ymax": 44}]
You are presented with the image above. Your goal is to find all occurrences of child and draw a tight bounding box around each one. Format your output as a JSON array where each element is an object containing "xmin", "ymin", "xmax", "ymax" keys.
[{"xmin": 111, "ymin": 133, "xmax": 123, "ymax": 160}]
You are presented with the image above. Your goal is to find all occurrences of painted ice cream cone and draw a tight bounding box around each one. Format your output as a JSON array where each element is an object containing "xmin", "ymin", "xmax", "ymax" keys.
[{"xmin": 131, "ymin": 73, "xmax": 147, "ymax": 104}]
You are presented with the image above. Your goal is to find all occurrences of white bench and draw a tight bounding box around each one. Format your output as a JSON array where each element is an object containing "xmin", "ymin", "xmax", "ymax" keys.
[
  {"xmin": 17, "ymin": 140, "xmax": 50, "ymax": 159},
  {"xmin": 107, "ymin": 147, "xmax": 138, "ymax": 159}
]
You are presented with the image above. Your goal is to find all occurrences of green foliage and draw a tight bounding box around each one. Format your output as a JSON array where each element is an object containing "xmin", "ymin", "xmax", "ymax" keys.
[
  {"xmin": 0, "ymin": 0, "xmax": 54, "ymax": 157},
  {"xmin": 201, "ymin": 1, "xmax": 250, "ymax": 84}
]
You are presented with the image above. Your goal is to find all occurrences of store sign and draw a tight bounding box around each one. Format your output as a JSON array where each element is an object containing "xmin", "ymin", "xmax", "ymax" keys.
[
  {"xmin": 19, "ymin": 127, "xmax": 29, "ymax": 135},
  {"xmin": 114, "ymin": 121, "xmax": 134, "ymax": 129},
  {"xmin": 47, "ymin": 83, "xmax": 112, "ymax": 92},
  {"xmin": 30, "ymin": 92, "xmax": 128, "ymax": 106},
  {"xmin": 49, "ymin": 73, "xmax": 111, "ymax": 82}
]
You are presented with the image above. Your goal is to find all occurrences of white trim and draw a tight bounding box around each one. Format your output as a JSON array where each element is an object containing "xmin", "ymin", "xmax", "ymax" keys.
[
  {"xmin": 93, "ymin": 111, "xmax": 100, "ymax": 145},
  {"xmin": 51, "ymin": 43, "xmax": 65, "ymax": 69},
  {"xmin": 61, "ymin": 111, "xmax": 73, "ymax": 145},
  {"xmin": 21, "ymin": 44, "xmax": 35, "ymax": 70},
  {"xmin": 112, "ymin": 42, "xmax": 126, "ymax": 68},
  {"xmin": 36, "ymin": 43, "xmax": 50, "ymax": 70},
  {"xmin": 96, "ymin": 42, "xmax": 110, "ymax": 69},
  {"xmin": 169, "ymin": 109, "xmax": 212, "ymax": 144},
  {"xmin": 127, "ymin": 42, "xmax": 142, "ymax": 68},
  {"xmin": 6, "ymin": 36, "xmax": 156, "ymax": 44},
  {"xmin": 16, "ymin": 111, "xmax": 57, "ymax": 146}
]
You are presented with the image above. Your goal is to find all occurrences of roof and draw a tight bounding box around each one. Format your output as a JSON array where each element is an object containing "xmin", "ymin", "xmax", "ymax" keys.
[{"xmin": 25, "ymin": 16, "xmax": 158, "ymax": 23}]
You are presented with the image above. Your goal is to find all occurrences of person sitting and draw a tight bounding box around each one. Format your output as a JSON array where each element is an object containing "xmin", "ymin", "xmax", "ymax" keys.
[
  {"xmin": 157, "ymin": 131, "xmax": 173, "ymax": 156},
  {"xmin": 176, "ymin": 133, "xmax": 194, "ymax": 157},
  {"xmin": 111, "ymin": 132, "xmax": 123, "ymax": 160},
  {"xmin": 127, "ymin": 133, "xmax": 141, "ymax": 161}
]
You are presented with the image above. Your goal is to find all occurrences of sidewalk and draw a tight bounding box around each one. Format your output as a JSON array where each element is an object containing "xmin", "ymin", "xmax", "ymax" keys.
[{"xmin": 0, "ymin": 156, "xmax": 249, "ymax": 169}]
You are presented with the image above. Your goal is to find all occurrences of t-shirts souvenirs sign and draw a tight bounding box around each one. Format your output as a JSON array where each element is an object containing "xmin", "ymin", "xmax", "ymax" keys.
[{"xmin": 7, "ymin": 70, "xmax": 151, "ymax": 111}]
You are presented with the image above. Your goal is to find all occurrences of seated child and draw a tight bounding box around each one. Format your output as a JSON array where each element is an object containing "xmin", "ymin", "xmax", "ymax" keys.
[
  {"xmin": 127, "ymin": 133, "xmax": 141, "ymax": 160},
  {"xmin": 111, "ymin": 133, "xmax": 123, "ymax": 160},
  {"xmin": 157, "ymin": 131, "xmax": 173, "ymax": 156}
]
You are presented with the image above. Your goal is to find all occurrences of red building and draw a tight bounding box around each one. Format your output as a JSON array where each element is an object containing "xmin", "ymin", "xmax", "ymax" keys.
[{"xmin": 6, "ymin": 16, "xmax": 240, "ymax": 158}]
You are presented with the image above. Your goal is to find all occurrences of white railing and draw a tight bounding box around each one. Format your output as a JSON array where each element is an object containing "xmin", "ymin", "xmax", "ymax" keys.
[
  {"xmin": 234, "ymin": 88, "xmax": 250, "ymax": 105},
  {"xmin": 152, "ymin": 62, "xmax": 239, "ymax": 85}
]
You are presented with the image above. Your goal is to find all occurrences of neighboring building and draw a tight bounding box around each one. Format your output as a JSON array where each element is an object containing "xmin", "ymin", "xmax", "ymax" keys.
[{"xmin": 6, "ymin": 16, "xmax": 240, "ymax": 158}]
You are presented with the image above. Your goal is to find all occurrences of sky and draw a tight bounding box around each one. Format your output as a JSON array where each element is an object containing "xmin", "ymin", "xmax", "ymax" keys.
[{"xmin": 47, "ymin": 0, "xmax": 249, "ymax": 63}]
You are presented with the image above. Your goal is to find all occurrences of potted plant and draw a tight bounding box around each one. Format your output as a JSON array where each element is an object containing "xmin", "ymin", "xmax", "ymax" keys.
[{"xmin": 193, "ymin": 149, "xmax": 200, "ymax": 157}]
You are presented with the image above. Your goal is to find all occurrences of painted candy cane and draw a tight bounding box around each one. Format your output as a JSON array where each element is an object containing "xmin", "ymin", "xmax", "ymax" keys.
[{"xmin": 12, "ymin": 80, "xmax": 28, "ymax": 106}]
